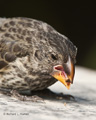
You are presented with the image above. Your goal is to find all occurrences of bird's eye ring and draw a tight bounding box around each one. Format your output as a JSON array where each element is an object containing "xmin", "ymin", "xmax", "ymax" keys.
[{"xmin": 51, "ymin": 54, "xmax": 57, "ymax": 60}]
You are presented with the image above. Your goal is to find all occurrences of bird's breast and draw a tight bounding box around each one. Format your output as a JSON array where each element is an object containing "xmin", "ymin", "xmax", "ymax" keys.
[{"xmin": 0, "ymin": 56, "xmax": 57, "ymax": 91}]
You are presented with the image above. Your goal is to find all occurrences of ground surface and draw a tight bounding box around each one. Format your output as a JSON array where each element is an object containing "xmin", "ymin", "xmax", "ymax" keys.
[{"xmin": 0, "ymin": 66, "xmax": 96, "ymax": 120}]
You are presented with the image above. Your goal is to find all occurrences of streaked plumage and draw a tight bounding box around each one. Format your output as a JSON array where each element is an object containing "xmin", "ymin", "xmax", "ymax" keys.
[{"xmin": 0, "ymin": 17, "xmax": 77, "ymax": 91}]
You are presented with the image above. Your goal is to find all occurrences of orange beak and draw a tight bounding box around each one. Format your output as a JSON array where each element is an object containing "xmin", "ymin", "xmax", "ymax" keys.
[{"xmin": 50, "ymin": 57, "xmax": 75, "ymax": 89}]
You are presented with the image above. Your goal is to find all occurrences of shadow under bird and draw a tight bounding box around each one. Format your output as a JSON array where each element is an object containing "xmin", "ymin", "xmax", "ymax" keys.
[{"xmin": 0, "ymin": 17, "xmax": 77, "ymax": 100}]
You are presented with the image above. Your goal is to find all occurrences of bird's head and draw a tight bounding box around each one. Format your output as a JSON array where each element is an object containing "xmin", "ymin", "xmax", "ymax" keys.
[
  {"xmin": 33, "ymin": 24, "xmax": 77, "ymax": 89},
  {"xmin": 48, "ymin": 37, "xmax": 77, "ymax": 89}
]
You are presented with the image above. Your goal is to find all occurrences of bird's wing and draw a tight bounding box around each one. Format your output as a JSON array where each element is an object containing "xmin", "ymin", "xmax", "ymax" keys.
[
  {"xmin": 0, "ymin": 18, "xmax": 32, "ymax": 71},
  {"xmin": 0, "ymin": 38, "xmax": 29, "ymax": 70}
]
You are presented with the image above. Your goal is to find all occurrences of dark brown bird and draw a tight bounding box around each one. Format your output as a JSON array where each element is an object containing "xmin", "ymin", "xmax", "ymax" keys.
[{"xmin": 0, "ymin": 17, "xmax": 77, "ymax": 93}]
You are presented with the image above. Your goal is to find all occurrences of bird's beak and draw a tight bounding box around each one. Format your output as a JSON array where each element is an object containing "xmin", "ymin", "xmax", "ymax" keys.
[{"xmin": 50, "ymin": 57, "xmax": 75, "ymax": 89}]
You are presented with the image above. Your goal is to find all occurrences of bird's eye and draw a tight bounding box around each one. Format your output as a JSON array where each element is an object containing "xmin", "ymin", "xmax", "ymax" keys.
[{"xmin": 51, "ymin": 54, "xmax": 58, "ymax": 60}]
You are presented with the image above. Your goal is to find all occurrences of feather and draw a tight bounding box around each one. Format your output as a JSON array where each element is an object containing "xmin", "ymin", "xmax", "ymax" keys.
[{"xmin": 0, "ymin": 17, "xmax": 77, "ymax": 91}]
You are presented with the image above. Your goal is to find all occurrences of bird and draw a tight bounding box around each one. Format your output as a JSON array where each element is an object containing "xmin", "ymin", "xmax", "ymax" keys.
[{"xmin": 0, "ymin": 17, "xmax": 77, "ymax": 100}]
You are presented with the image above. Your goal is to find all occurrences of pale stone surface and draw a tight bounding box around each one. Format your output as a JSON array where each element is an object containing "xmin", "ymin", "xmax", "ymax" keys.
[{"xmin": 0, "ymin": 66, "xmax": 96, "ymax": 120}]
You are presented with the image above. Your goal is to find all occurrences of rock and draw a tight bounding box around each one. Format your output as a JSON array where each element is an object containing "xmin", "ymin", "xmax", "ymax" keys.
[{"xmin": 0, "ymin": 66, "xmax": 96, "ymax": 120}]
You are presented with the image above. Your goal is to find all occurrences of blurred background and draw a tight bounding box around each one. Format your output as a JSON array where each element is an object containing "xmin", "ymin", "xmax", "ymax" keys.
[{"xmin": 0, "ymin": 1, "xmax": 96, "ymax": 69}]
